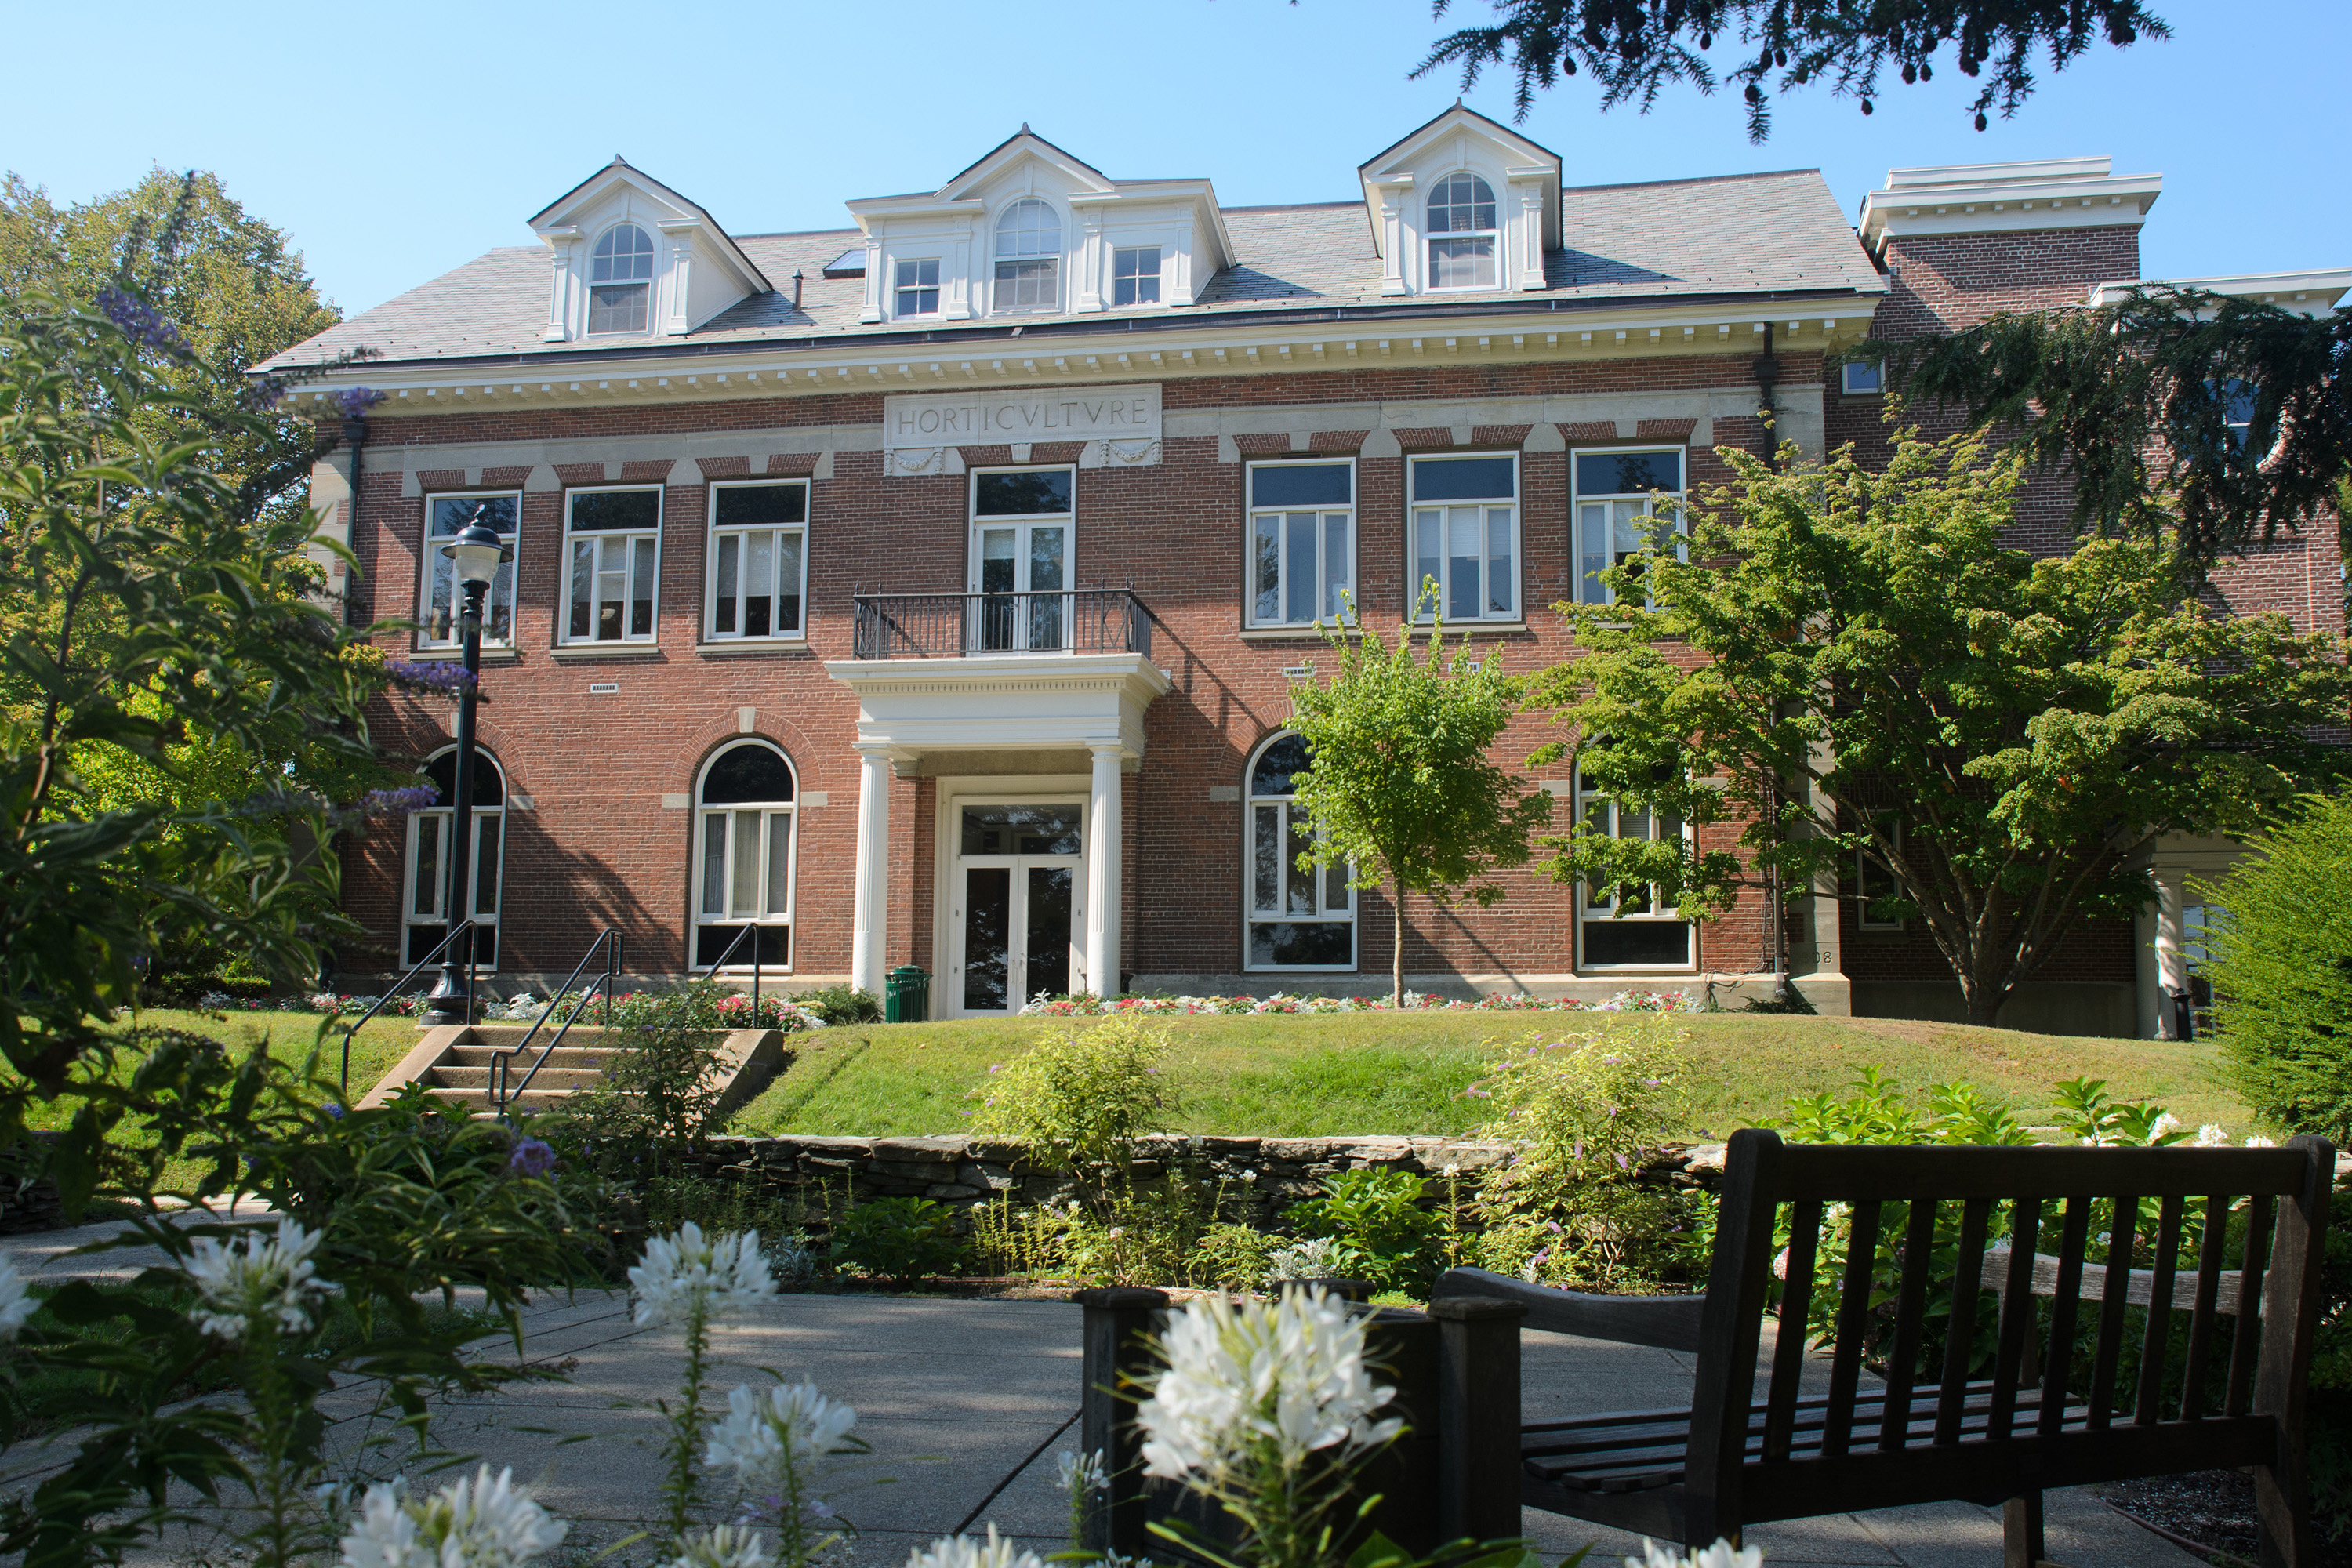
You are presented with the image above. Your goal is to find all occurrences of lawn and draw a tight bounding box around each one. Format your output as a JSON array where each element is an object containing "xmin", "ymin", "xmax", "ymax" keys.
[{"xmin": 731, "ymin": 1011, "xmax": 2249, "ymax": 1142}]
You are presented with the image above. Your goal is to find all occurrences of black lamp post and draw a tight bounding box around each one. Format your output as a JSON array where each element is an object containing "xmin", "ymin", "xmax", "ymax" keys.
[{"xmin": 422, "ymin": 512, "xmax": 512, "ymax": 1026}]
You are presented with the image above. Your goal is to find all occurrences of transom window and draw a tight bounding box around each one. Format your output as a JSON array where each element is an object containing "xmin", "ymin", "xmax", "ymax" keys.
[
  {"xmin": 994, "ymin": 198, "xmax": 1061, "ymax": 314},
  {"xmin": 693, "ymin": 740, "xmax": 797, "ymax": 970},
  {"xmin": 1425, "ymin": 172, "xmax": 1498, "ymax": 291},
  {"xmin": 588, "ymin": 223, "xmax": 655, "ymax": 335},
  {"xmin": 1246, "ymin": 734, "xmax": 1354, "ymax": 970},
  {"xmin": 564, "ymin": 487, "xmax": 662, "ymax": 644},
  {"xmin": 1573, "ymin": 448, "xmax": 1686, "ymax": 606},
  {"xmin": 401, "ymin": 748, "xmax": 504, "ymax": 970},
  {"xmin": 1247, "ymin": 460, "xmax": 1354, "ymax": 628},
  {"xmin": 420, "ymin": 492, "xmax": 519, "ymax": 649},
  {"xmin": 1408, "ymin": 455, "xmax": 1518, "ymax": 622},
  {"xmin": 895, "ymin": 258, "xmax": 940, "ymax": 317},
  {"xmin": 970, "ymin": 466, "xmax": 1073, "ymax": 652},
  {"xmin": 706, "ymin": 481, "xmax": 807, "ymax": 641},
  {"xmin": 1576, "ymin": 766, "xmax": 1695, "ymax": 971},
  {"xmin": 1112, "ymin": 245, "xmax": 1161, "ymax": 307}
]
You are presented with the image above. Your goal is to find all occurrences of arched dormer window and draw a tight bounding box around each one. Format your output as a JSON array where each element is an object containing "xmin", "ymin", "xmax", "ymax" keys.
[
  {"xmin": 692, "ymin": 740, "xmax": 797, "ymax": 970},
  {"xmin": 402, "ymin": 747, "xmax": 506, "ymax": 969},
  {"xmin": 1244, "ymin": 733, "xmax": 1354, "ymax": 971},
  {"xmin": 1425, "ymin": 172, "xmax": 1498, "ymax": 291},
  {"xmin": 993, "ymin": 198, "xmax": 1061, "ymax": 314},
  {"xmin": 589, "ymin": 223, "xmax": 656, "ymax": 334}
]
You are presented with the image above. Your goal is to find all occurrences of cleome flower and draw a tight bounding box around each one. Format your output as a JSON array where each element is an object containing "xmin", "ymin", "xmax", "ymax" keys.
[
  {"xmin": 666, "ymin": 1525, "xmax": 777, "ymax": 1568},
  {"xmin": 706, "ymin": 1380, "xmax": 860, "ymax": 1491},
  {"xmin": 339, "ymin": 1466, "xmax": 568, "ymax": 1568},
  {"xmin": 1055, "ymin": 1449, "xmax": 1107, "ymax": 1497},
  {"xmin": 1135, "ymin": 1285, "xmax": 1402, "ymax": 1486},
  {"xmin": 629, "ymin": 1223, "xmax": 779, "ymax": 1328},
  {"xmin": 185, "ymin": 1218, "xmax": 333, "ymax": 1341},
  {"xmin": 1626, "ymin": 1538, "xmax": 1763, "ymax": 1568},
  {"xmin": 0, "ymin": 1254, "xmax": 34, "ymax": 1342},
  {"xmin": 903, "ymin": 1524, "xmax": 1044, "ymax": 1568}
]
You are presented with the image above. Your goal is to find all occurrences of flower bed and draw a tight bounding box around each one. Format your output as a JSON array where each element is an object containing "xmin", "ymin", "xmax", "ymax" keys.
[
  {"xmin": 199, "ymin": 986, "xmax": 830, "ymax": 1033},
  {"xmin": 1016, "ymin": 987, "xmax": 1704, "ymax": 1017}
]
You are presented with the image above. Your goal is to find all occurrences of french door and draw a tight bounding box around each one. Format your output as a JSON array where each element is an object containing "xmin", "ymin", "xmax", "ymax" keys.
[
  {"xmin": 970, "ymin": 521, "xmax": 1069, "ymax": 652},
  {"xmin": 948, "ymin": 802, "xmax": 1083, "ymax": 1014}
]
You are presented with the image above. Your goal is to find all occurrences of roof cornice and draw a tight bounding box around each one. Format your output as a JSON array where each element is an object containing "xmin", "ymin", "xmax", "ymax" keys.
[
  {"xmin": 1858, "ymin": 156, "xmax": 2161, "ymax": 252},
  {"xmin": 2089, "ymin": 269, "xmax": 2352, "ymax": 317}
]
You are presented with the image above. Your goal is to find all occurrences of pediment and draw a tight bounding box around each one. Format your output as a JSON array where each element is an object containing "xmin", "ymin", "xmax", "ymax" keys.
[
  {"xmin": 528, "ymin": 158, "xmax": 768, "ymax": 292},
  {"xmin": 1358, "ymin": 106, "xmax": 1562, "ymax": 253},
  {"xmin": 938, "ymin": 129, "xmax": 1116, "ymax": 202}
]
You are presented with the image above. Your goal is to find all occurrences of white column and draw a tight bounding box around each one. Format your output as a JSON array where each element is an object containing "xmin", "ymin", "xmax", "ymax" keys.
[
  {"xmin": 851, "ymin": 749, "xmax": 892, "ymax": 996},
  {"xmin": 2147, "ymin": 874, "xmax": 2188, "ymax": 1039},
  {"xmin": 542, "ymin": 244, "xmax": 572, "ymax": 341},
  {"xmin": 1087, "ymin": 745, "xmax": 1123, "ymax": 999},
  {"xmin": 1376, "ymin": 184, "xmax": 1410, "ymax": 296},
  {"xmin": 858, "ymin": 235, "xmax": 884, "ymax": 324}
]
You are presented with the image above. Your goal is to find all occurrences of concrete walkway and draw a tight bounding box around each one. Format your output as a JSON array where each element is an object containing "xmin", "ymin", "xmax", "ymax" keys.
[{"xmin": 0, "ymin": 1214, "xmax": 2202, "ymax": 1567}]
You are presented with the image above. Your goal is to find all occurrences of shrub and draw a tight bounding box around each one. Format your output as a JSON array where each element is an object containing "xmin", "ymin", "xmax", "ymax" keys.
[
  {"xmin": 2205, "ymin": 793, "xmax": 2352, "ymax": 1142},
  {"xmin": 1283, "ymin": 1168, "xmax": 1442, "ymax": 1292},
  {"xmin": 828, "ymin": 1196, "xmax": 964, "ymax": 1285},
  {"xmin": 965, "ymin": 1014, "xmax": 1176, "ymax": 1173},
  {"xmin": 791, "ymin": 983, "xmax": 882, "ymax": 1025}
]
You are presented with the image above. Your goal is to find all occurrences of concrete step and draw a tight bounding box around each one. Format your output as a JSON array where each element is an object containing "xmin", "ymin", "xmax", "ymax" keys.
[
  {"xmin": 439, "ymin": 1045, "xmax": 616, "ymax": 1070},
  {"xmin": 422, "ymin": 1086, "xmax": 575, "ymax": 1113},
  {"xmin": 467, "ymin": 1024, "xmax": 638, "ymax": 1050},
  {"xmin": 428, "ymin": 1066, "xmax": 602, "ymax": 1091}
]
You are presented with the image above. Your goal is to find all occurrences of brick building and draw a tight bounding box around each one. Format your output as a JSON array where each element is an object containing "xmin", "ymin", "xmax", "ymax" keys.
[{"xmin": 261, "ymin": 110, "xmax": 2347, "ymax": 1035}]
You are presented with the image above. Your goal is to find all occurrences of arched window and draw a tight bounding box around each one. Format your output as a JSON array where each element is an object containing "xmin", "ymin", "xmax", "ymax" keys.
[
  {"xmin": 692, "ymin": 741, "xmax": 797, "ymax": 970},
  {"xmin": 402, "ymin": 748, "xmax": 506, "ymax": 969},
  {"xmin": 1244, "ymin": 733, "xmax": 1353, "ymax": 970},
  {"xmin": 993, "ymin": 198, "xmax": 1061, "ymax": 314},
  {"xmin": 589, "ymin": 223, "xmax": 656, "ymax": 334},
  {"xmin": 1425, "ymin": 172, "xmax": 1498, "ymax": 291}
]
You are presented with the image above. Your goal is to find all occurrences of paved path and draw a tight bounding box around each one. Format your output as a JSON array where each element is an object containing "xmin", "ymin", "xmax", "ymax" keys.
[{"xmin": 1, "ymin": 1216, "xmax": 2201, "ymax": 1567}]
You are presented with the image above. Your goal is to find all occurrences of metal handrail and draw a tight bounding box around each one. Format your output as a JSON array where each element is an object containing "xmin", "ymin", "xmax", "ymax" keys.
[
  {"xmin": 851, "ymin": 587, "xmax": 1150, "ymax": 659},
  {"xmin": 488, "ymin": 928, "xmax": 621, "ymax": 1121},
  {"xmin": 337, "ymin": 919, "xmax": 478, "ymax": 1098},
  {"xmin": 700, "ymin": 920, "xmax": 775, "ymax": 1018}
]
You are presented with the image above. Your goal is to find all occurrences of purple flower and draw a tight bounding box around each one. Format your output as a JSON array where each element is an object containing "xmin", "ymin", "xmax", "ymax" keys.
[
  {"xmin": 96, "ymin": 286, "xmax": 188, "ymax": 354},
  {"xmin": 334, "ymin": 387, "xmax": 387, "ymax": 418},
  {"xmin": 507, "ymin": 1137, "xmax": 557, "ymax": 1178},
  {"xmin": 359, "ymin": 784, "xmax": 441, "ymax": 815},
  {"xmin": 325, "ymin": 1104, "xmax": 346, "ymax": 1120},
  {"xmin": 384, "ymin": 659, "xmax": 477, "ymax": 695},
  {"xmin": 249, "ymin": 377, "xmax": 291, "ymax": 411}
]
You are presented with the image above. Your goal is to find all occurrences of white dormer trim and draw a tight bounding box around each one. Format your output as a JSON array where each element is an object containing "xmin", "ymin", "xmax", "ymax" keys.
[
  {"xmin": 2089, "ymin": 269, "xmax": 2352, "ymax": 318},
  {"xmin": 528, "ymin": 159, "xmax": 768, "ymax": 343},
  {"xmin": 1857, "ymin": 156, "xmax": 2163, "ymax": 252},
  {"xmin": 1356, "ymin": 107, "xmax": 1562, "ymax": 299}
]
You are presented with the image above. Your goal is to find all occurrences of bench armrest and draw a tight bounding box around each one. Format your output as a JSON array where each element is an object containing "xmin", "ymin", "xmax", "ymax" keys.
[{"xmin": 1432, "ymin": 1266, "xmax": 1707, "ymax": 1353}]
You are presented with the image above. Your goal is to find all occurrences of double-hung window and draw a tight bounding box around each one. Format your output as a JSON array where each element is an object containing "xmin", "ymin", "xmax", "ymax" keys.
[
  {"xmin": 1857, "ymin": 815, "xmax": 1905, "ymax": 931},
  {"xmin": 993, "ymin": 198, "xmax": 1060, "ymax": 314},
  {"xmin": 564, "ymin": 486, "xmax": 662, "ymax": 644},
  {"xmin": 1575, "ymin": 767, "xmax": 1695, "ymax": 970},
  {"xmin": 895, "ymin": 258, "xmax": 939, "ymax": 317},
  {"xmin": 1425, "ymin": 172, "xmax": 1498, "ymax": 290},
  {"xmin": 692, "ymin": 740, "xmax": 797, "ymax": 970},
  {"xmin": 1573, "ymin": 448, "xmax": 1686, "ymax": 607},
  {"xmin": 420, "ymin": 492, "xmax": 520, "ymax": 649},
  {"xmin": 706, "ymin": 481, "xmax": 807, "ymax": 642},
  {"xmin": 1409, "ymin": 454, "xmax": 1517, "ymax": 622},
  {"xmin": 1112, "ymin": 246, "xmax": 1161, "ymax": 307},
  {"xmin": 588, "ymin": 223, "xmax": 655, "ymax": 335},
  {"xmin": 1247, "ymin": 460, "xmax": 1353, "ymax": 629},
  {"xmin": 1245, "ymin": 733, "xmax": 1354, "ymax": 969}
]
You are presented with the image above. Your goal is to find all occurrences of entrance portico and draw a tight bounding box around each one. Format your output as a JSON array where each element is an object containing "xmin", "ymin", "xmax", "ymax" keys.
[{"xmin": 827, "ymin": 647, "xmax": 1172, "ymax": 1009}]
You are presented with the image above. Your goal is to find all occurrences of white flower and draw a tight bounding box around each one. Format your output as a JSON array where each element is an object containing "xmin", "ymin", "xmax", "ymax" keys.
[
  {"xmin": 903, "ymin": 1524, "xmax": 1043, "ymax": 1568},
  {"xmin": 2147, "ymin": 1112, "xmax": 2183, "ymax": 1145},
  {"xmin": 2245, "ymin": 1135, "xmax": 2278, "ymax": 1148},
  {"xmin": 630, "ymin": 1223, "xmax": 779, "ymax": 1328},
  {"xmin": 707, "ymin": 1381, "xmax": 859, "ymax": 1491},
  {"xmin": 666, "ymin": 1525, "xmax": 777, "ymax": 1568},
  {"xmin": 1627, "ymin": 1539, "xmax": 1763, "ymax": 1568},
  {"xmin": 1263, "ymin": 1237, "xmax": 1344, "ymax": 1283},
  {"xmin": 2194, "ymin": 1123, "xmax": 2231, "ymax": 1147},
  {"xmin": 1056, "ymin": 1449, "xmax": 1107, "ymax": 1497},
  {"xmin": 0, "ymin": 1254, "xmax": 33, "ymax": 1342},
  {"xmin": 1136, "ymin": 1285, "xmax": 1402, "ymax": 1485},
  {"xmin": 339, "ymin": 1467, "xmax": 567, "ymax": 1568},
  {"xmin": 186, "ymin": 1218, "xmax": 332, "ymax": 1341}
]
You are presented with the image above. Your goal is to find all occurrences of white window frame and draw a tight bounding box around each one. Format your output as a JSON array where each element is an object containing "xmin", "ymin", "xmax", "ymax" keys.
[
  {"xmin": 894, "ymin": 257, "xmax": 940, "ymax": 318},
  {"xmin": 1573, "ymin": 446, "xmax": 1688, "ymax": 608},
  {"xmin": 704, "ymin": 479, "xmax": 809, "ymax": 644},
  {"xmin": 1857, "ymin": 816, "xmax": 1904, "ymax": 931},
  {"xmin": 1424, "ymin": 171, "xmax": 1500, "ymax": 292},
  {"xmin": 1407, "ymin": 452, "xmax": 1520, "ymax": 623},
  {"xmin": 586, "ymin": 222, "xmax": 655, "ymax": 336},
  {"xmin": 419, "ymin": 490, "xmax": 521, "ymax": 651},
  {"xmin": 561, "ymin": 485, "xmax": 664, "ymax": 646},
  {"xmin": 1245, "ymin": 459, "xmax": 1355, "ymax": 629},
  {"xmin": 1840, "ymin": 360, "xmax": 1884, "ymax": 397},
  {"xmin": 691, "ymin": 741, "xmax": 799, "ymax": 974},
  {"xmin": 1573, "ymin": 767, "xmax": 1697, "ymax": 973},
  {"xmin": 992, "ymin": 198, "xmax": 1062, "ymax": 315},
  {"xmin": 968, "ymin": 465, "xmax": 1076, "ymax": 652},
  {"xmin": 1243, "ymin": 732, "xmax": 1356, "ymax": 973},
  {"xmin": 1112, "ymin": 245, "xmax": 1162, "ymax": 307},
  {"xmin": 401, "ymin": 746, "xmax": 505, "ymax": 971}
]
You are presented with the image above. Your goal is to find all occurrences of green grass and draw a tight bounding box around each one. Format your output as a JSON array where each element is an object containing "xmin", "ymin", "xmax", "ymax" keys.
[{"xmin": 731, "ymin": 1011, "xmax": 2248, "ymax": 1141}]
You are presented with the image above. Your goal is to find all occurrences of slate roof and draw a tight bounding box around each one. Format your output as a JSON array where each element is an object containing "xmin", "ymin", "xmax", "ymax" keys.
[{"xmin": 260, "ymin": 169, "xmax": 1882, "ymax": 372}]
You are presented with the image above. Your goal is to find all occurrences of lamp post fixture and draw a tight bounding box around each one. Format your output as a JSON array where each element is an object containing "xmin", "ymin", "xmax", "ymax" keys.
[{"xmin": 422, "ymin": 511, "xmax": 512, "ymax": 1026}]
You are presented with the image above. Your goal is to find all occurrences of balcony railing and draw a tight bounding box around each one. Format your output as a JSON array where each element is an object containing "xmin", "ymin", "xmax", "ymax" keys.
[{"xmin": 851, "ymin": 589, "xmax": 1152, "ymax": 660}]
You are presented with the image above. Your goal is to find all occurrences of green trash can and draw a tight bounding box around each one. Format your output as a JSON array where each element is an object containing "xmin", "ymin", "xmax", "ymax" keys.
[{"xmin": 885, "ymin": 964, "xmax": 931, "ymax": 1023}]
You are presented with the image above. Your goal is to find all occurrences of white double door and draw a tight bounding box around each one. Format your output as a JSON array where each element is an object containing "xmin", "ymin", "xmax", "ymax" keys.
[
  {"xmin": 946, "ymin": 800, "xmax": 1085, "ymax": 1015},
  {"xmin": 970, "ymin": 521, "xmax": 1068, "ymax": 652}
]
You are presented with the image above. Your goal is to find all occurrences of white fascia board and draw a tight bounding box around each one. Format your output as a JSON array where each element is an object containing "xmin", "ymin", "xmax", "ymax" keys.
[
  {"xmin": 1860, "ymin": 171, "xmax": 2162, "ymax": 250},
  {"xmin": 846, "ymin": 195, "xmax": 985, "ymax": 234},
  {"xmin": 1069, "ymin": 183, "xmax": 1232, "ymax": 270},
  {"xmin": 935, "ymin": 137, "xmax": 1116, "ymax": 202},
  {"xmin": 825, "ymin": 653, "xmax": 1172, "ymax": 760},
  {"xmin": 2089, "ymin": 269, "xmax": 2352, "ymax": 314}
]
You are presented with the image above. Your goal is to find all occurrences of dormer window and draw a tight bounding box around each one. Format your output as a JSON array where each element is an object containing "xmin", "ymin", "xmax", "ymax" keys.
[
  {"xmin": 1425, "ymin": 173, "xmax": 1498, "ymax": 291},
  {"xmin": 994, "ymin": 198, "xmax": 1061, "ymax": 314},
  {"xmin": 589, "ymin": 223, "xmax": 656, "ymax": 334}
]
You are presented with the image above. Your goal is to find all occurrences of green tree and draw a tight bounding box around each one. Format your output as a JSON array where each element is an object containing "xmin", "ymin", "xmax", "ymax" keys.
[
  {"xmin": 1864, "ymin": 285, "xmax": 2352, "ymax": 569},
  {"xmin": 2203, "ymin": 795, "xmax": 2352, "ymax": 1141},
  {"xmin": 1526, "ymin": 432, "xmax": 2352, "ymax": 1027},
  {"xmin": 1414, "ymin": 0, "xmax": 2166, "ymax": 140},
  {"xmin": 1285, "ymin": 601, "xmax": 1555, "ymax": 1005}
]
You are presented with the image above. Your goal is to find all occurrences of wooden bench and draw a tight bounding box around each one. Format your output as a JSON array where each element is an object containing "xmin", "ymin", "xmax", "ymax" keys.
[{"xmin": 1428, "ymin": 1129, "xmax": 2335, "ymax": 1566}]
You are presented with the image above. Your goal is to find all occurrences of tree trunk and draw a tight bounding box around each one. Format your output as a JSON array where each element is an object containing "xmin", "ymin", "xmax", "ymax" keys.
[{"xmin": 1392, "ymin": 882, "xmax": 1406, "ymax": 1008}]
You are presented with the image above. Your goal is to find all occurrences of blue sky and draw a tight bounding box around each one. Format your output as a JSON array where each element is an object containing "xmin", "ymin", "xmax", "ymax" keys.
[{"xmin": 5, "ymin": 0, "xmax": 2345, "ymax": 317}]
